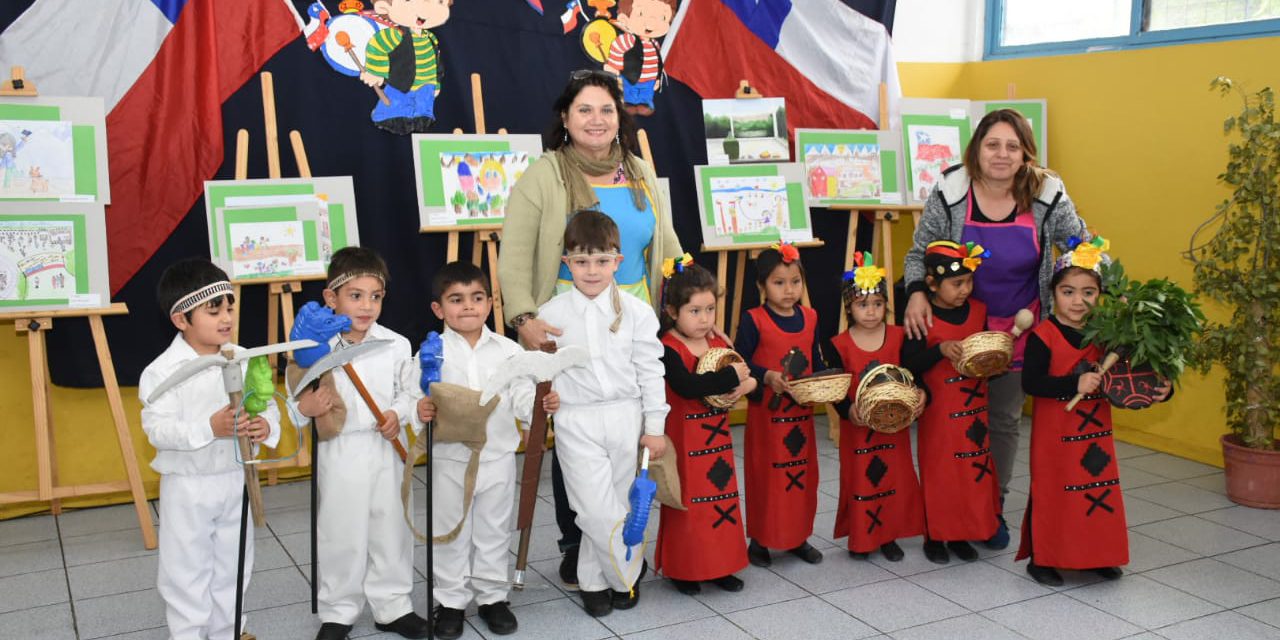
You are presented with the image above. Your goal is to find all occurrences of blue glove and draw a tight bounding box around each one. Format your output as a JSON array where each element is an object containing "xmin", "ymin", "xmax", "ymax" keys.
[
  {"xmin": 419, "ymin": 331, "xmax": 444, "ymax": 396},
  {"xmin": 621, "ymin": 466, "xmax": 657, "ymax": 561},
  {"xmin": 291, "ymin": 301, "xmax": 350, "ymax": 367}
]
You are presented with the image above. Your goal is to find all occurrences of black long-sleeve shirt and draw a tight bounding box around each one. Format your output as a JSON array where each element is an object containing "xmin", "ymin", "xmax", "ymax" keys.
[
  {"xmin": 661, "ymin": 345, "xmax": 741, "ymax": 400},
  {"xmin": 736, "ymin": 305, "xmax": 825, "ymax": 402},
  {"xmin": 1021, "ymin": 316, "xmax": 1177, "ymax": 403},
  {"xmin": 822, "ymin": 336, "xmax": 854, "ymax": 420},
  {"xmin": 900, "ymin": 302, "xmax": 973, "ymax": 379}
]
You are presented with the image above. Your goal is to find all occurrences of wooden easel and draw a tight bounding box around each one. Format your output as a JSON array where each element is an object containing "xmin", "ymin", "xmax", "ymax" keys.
[
  {"xmin": 0, "ymin": 304, "xmax": 158, "ymax": 549},
  {"xmin": 226, "ymin": 72, "xmax": 318, "ymax": 483},
  {"xmin": 0, "ymin": 65, "xmax": 37, "ymax": 96},
  {"xmin": 420, "ymin": 74, "xmax": 507, "ymax": 329}
]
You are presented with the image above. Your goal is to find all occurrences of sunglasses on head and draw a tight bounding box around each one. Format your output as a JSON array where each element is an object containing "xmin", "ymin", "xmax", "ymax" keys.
[{"xmin": 569, "ymin": 69, "xmax": 619, "ymax": 82}]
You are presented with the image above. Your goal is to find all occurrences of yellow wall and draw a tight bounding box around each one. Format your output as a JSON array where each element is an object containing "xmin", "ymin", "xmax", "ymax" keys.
[{"xmin": 898, "ymin": 36, "xmax": 1280, "ymax": 466}]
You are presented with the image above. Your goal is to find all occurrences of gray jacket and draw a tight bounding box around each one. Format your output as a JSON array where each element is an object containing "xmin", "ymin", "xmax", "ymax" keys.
[{"xmin": 903, "ymin": 165, "xmax": 1090, "ymax": 319}]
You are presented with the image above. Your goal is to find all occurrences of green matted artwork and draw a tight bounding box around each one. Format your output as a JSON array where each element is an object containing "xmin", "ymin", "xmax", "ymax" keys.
[
  {"xmin": 0, "ymin": 97, "xmax": 109, "ymax": 203},
  {"xmin": 202, "ymin": 177, "xmax": 359, "ymax": 282},
  {"xmin": 795, "ymin": 128, "xmax": 903, "ymax": 207},
  {"xmin": 974, "ymin": 99, "xmax": 1048, "ymax": 166},
  {"xmin": 0, "ymin": 202, "xmax": 109, "ymax": 312},
  {"xmin": 897, "ymin": 98, "xmax": 972, "ymax": 204},
  {"xmin": 694, "ymin": 163, "xmax": 812, "ymax": 249},
  {"xmin": 411, "ymin": 133, "xmax": 543, "ymax": 229}
]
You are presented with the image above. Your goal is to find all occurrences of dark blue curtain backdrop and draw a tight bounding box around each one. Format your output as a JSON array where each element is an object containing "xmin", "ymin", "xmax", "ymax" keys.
[{"xmin": 0, "ymin": 0, "xmax": 894, "ymax": 386}]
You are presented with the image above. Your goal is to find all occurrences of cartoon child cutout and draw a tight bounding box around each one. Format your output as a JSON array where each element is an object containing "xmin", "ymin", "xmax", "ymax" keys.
[
  {"xmin": 360, "ymin": 0, "xmax": 452, "ymax": 134},
  {"xmin": 604, "ymin": 0, "xmax": 677, "ymax": 117}
]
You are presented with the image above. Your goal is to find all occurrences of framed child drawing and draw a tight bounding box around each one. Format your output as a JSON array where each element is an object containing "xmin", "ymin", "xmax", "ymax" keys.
[
  {"xmin": 412, "ymin": 133, "xmax": 543, "ymax": 230},
  {"xmin": 694, "ymin": 163, "xmax": 813, "ymax": 249},
  {"xmin": 795, "ymin": 129, "xmax": 904, "ymax": 207}
]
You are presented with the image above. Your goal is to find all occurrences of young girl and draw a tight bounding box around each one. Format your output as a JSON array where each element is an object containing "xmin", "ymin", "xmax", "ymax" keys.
[
  {"xmin": 736, "ymin": 242, "xmax": 825, "ymax": 567},
  {"xmin": 903, "ymin": 241, "xmax": 1002, "ymax": 565},
  {"xmin": 654, "ymin": 256, "xmax": 755, "ymax": 595},
  {"xmin": 824, "ymin": 253, "xmax": 924, "ymax": 562},
  {"xmin": 1016, "ymin": 238, "xmax": 1170, "ymax": 586}
]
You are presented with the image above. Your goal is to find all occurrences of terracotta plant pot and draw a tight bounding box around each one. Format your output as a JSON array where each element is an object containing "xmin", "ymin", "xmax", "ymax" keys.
[{"xmin": 1221, "ymin": 434, "xmax": 1280, "ymax": 509}]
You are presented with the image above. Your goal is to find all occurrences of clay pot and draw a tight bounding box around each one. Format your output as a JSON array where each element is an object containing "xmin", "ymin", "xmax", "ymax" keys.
[{"xmin": 1221, "ymin": 433, "xmax": 1280, "ymax": 509}]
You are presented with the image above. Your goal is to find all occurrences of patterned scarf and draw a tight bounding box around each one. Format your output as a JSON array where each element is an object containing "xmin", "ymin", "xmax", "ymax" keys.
[{"xmin": 555, "ymin": 142, "xmax": 649, "ymax": 214}]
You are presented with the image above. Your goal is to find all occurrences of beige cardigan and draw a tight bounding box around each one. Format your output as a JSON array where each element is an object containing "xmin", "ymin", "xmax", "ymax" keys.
[{"xmin": 498, "ymin": 150, "xmax": 684, "ymax": 321}]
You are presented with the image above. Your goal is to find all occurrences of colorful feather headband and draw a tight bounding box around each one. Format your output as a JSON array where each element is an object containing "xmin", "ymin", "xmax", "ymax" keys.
[{"xmin": 842, "ymin": 251, "xmax": 886, "ymax": 298}]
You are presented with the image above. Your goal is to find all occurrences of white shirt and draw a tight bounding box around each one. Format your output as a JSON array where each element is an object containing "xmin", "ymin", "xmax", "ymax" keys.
[
  {"xmin": 537, "ymin": 283, "xmax": 669, "ymax": 436},
  {"xmin": 139, "ymin": 334, "xmax": 282, "ymax": 476},
  {"xmin": 408, "ymin": 325, "xmax": 535, "ymax": 462},
  {"xmin": 292, "ymin": 322, "xmax": 417, "ymax": 439}
]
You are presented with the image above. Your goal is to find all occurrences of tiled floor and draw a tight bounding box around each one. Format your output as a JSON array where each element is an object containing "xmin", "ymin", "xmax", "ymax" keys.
[{"xmin": 3, "ymin": 418, "xmax": 1280, "ymax": 640}]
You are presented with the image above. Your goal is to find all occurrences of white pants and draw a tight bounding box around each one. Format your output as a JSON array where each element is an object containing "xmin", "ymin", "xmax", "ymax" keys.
[
  {"xmin": 554, "ymin": 400, "xmax": 645, "ymax": 592},
  {"xmin": 317, "ymin": 430, "xmax": 414, "ymax": 625},
  {"xmin": 157, "ymin": 470, "xmax": 252, "ymax": 640},
  {"xmin": 431, "ymin": 456, "xmax": 515, "ymax": 608}
]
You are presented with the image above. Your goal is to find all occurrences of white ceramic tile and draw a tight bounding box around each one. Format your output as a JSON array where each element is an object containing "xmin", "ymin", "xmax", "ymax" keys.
[
  {"xmin": 1218, "ymin": 543, "xmax": 1280, "ymax": 582},
  {"xmin": 767, "ymin": 545, "xmax": 896, "ymax": 594},
  {"xmin": 1122, "ymin": 531, "xmax": 1200, "ymax": 574},
  {"xmin": 243, "ymin": 566, "xmax": 311, "ymax": 611},
  {"xmin": 0, "ymin": 538, "xmax": 62, "ymax": 577},
  {"xmin": 1145, "ymin": 558, "xmax": 1280, "ymax": 608},
  {"xmin": 0, "ymin": 515, "xmax": 57, "ymax": 548},
  {"xmin": 726, "ymin": 595, "xmax": 880, "ymax": 640},
  {"xmin": 1119, "ymin": 495, "xmax": 1182, "ymax": 526},
  {"xmin": 1180, "ymin": 473, "xmax": 1228, "ymax": 496},
  {"xmin": 1066, "ymin": 574, "xmax": 1221, "ymax": 629},
  {"xmin": 983, "ymin": 593, "xmax": 1140, "ymax": 640},
  {"xmin": 1237, "ymin": 597, "xmax": 1280, "ymax": 629},
  {"xmin": 67, "ymin": 554, "xmax": 157, "ymax": 600},
  {"xmin": 822, "ymin": 578, "xmax": 967, "ymax": 633},
  {"xmin": 0, "ymin": 602, "xmax": 74, "ymax": 640},
  {"xmin": 1120, "ymin": 453, "xmax": 1221, "ymax": 480},
  {"xmin": 1117, "ymin": 468, "xmax": 1171, "ymax": 492},
  {"xmin": 1112, "ymin": 441, "xmax": 1156, "ymax": 459},
  {"xmin": 1158, "ymin": 610, "xmax": 1280, "ymax": 640},
  {"xmin": 1127, "ymin": 482, "xmax": 1236, "ymax": 514},
  {"xmin": 1198, "ymin": 505, "xmax": 1280, "ymax": 541},
  {"xmin": 981, "ymin": 551, "xmax": 1104, "ymax": 591},
  {"xmin": 62, "ymin": 529, "xmax": 157, "ymax": 567},
  {"xmin": 75, "ymin": 588, "xmax": 167, "ymax": 639},
  {"xmin": 621, "ymin": 614, "xmax": 754, "ymax": 640},
  {"xmin": 890, "ymin": 613, "xmax": 1028, "ymax": 640},
  {"xmin": 1131, "ymin": 515, "xmax": 1267, "ymax": 556},
  {"xmin": 58, "ymin": 504, "xmax": 153, "ymax": 539},
  {"xmin": 0, "ymin": 568, "xmax": 68, "ymax": 615},
  {"xmin": 598, "ymin": 579, "xmax": 716, "ymax": 635},
  {"xmin": 690, "ymin": 563, "xmax": 807, "ymax": 614},
  {"xmin": 867, "ymin": 537, "xmax": 956, "ymax": 578},
  {"xmin": 908, "ymin": 559, "xmax": 1051, "ymax": 611}
]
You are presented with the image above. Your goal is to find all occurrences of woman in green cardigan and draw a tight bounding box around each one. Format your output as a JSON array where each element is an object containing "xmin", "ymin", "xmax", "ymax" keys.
[
  {"xmin": 499, "ymin": 69, "xmax": 683, "ymax": 351},
  {"xmin": 497, "ymin": 69, "xmax": 683, "ymax": 593}
]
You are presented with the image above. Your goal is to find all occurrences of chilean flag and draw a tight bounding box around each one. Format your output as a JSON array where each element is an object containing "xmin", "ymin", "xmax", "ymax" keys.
[
  {"xmin": 0, "ymin": 0, "xmax": 302, "ymax": 293},
  {"xmin": 662, "ymin": 0, "xmax": 899, "ymax": 132}
]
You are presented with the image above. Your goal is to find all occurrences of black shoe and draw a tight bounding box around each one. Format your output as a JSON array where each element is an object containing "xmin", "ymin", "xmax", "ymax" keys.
[
  {"xmin": 923, "ymin": 540, "xmax": 950, "ymax": 564},
  {"xmin": 581, "ymin": 589, "xmax": 612, "ymax": 617},
  {"xmin": 848, "ymin": 550, "xmax": 870, "ymax": 560},
  {"xmin": 1027, "ymin": 563, "xmax": 1064, "ymax": 586},
  {"xmin": 1092, "ymin": 566, "xmax": 1124, "ymax": 581},
  {"xmin": 710, "ymin": 574, "xmax": 744, "ymax": 592},
  {"xmin": 431, "ymin": 607, "xmax": 465, "ymax": 640},
  {"xmin": 985, "ymin": 515, "xmax": 1011, "ymax": 550},
  {"xmin": 478, "ymin": 601, "xmax": 518, "ymax": 635},
  {"xmin": 880, "ymin": 541, "xmax": 905, "ymax": 562},
  {"xmin": 559, "ymin": 545, "xmax": 580, "ymax": 591},
  {"xmin": 673, "ymin": 579, "xmax": 701, "ymax": 595},
  {"xmin": 611, "ymin": 582, "xmax": 639, "ymax": 610},
  {"xmin": 315, "ymin": 623, "xmax": 352, "ymax": 640},
  {"xmin": 748, "ymin": 540, "xmax": 772, "ymax": 567},
  {"xmin": 946, "ymin": 540, "xmax": 979, "ymax": 562},
  {"xmin": 788, "ymin": 542, "xmax": 824, "ymax": 564},
  {"xmin": 374, "ymin": 612, "xmax": 430, "ymax": 639}
]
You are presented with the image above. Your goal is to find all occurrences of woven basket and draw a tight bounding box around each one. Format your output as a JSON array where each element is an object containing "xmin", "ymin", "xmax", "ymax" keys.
[
  {"xmin": 788, "ymin": 371, "xmax": 853, "ymax": 406},
  {"xmin": 956, "ymin": 331, "xmax": 1014, "ymax": 378},
  {"xmin": 854, "ymin": 364, "xmax": 925, "ymax": 433},
  {"xmin": 695, "ymin": 347, "xmax": 746, "ymax": 409}
]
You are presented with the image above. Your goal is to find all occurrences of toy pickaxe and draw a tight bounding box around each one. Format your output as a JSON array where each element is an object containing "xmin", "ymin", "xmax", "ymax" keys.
[
  {"xmin": 479, "ymin": 345, "xmax": 589, "ymax": 590},
  {"xmin": 768, "ymin": 347, "xmax": 808, "ymax": 411}
]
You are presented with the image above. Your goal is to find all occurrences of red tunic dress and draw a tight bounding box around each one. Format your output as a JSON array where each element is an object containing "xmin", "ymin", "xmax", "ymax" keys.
[
  {"xmin": 654, "ymin": 333, "xmax": 749, "ymax": 581},
  {"xmin": 1016, "ymin": 321, "xmax": 1128, "ymax": 569},
  {"xmin": 917, "ymin": 299, "xmax": 1001, "ymax": 541},
  {"xmin": 830, "ymin": 326, "xmax": 925, "ymax": 552},
  {"xmin": 744, "ymin": 305, "xmax": 819, "ymax": 550}
]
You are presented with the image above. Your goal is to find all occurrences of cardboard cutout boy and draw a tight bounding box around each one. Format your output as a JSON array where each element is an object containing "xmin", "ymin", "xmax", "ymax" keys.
[
  {"xmin": 360, "ymin": 0, "xmax": 452, "ymax": 134},
  {"xmin": 603, "ymin": 0, "xmax": 676, "ymax": 117}
]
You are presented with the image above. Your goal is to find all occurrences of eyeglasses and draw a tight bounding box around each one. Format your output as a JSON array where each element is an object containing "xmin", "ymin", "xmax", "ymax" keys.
[{"xmin": 569, "ymin": 69, "xmax": 619, "ymax": 82}]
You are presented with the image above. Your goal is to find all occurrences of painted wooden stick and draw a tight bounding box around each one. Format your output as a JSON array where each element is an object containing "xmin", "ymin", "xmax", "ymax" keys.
[
  {"xmin": 1065, "ymin": 352, "xmax": 1121, "ymax": 411},
  {"xmin": 342, "ymin": 362, "xmax": 409, "ymax": 462}
]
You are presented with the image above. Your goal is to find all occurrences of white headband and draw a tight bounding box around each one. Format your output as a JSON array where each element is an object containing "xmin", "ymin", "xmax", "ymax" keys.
[
  {"xmin": 327, "ymin": 271, "xmax": 384, "ymax": 291},
  {"xmin": 169, "ymin": 281, "xmax": 233, "ymax": 315}
]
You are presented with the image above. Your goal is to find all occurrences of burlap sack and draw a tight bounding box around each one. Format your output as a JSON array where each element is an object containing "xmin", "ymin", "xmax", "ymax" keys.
[
  {"xmin": 285, "ymin": 363, "xmax": 346, "ymax": 440},
  {"xmin": 401, "ymin": 382, "xmax": 500, "ymax": 544},
  {"xmin": 646, "ymin": 436, "xmax": 686, "ymax": 511}
]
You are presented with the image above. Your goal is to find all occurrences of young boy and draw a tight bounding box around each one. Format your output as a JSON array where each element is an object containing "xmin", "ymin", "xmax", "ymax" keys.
[
  {"xmin": 295, "ymin": 247, "xmax": 426, "ymax": 640},
  {"xmin": 139, "ymin": 258, "xmax": 280, "ymax": 640},
  {"xmin": 412, "ymin": 262, "xmax": 559, "ymax": 638},
  {"xmin": 536, "ymin": 210, "xmax": 669, "ymax": 618}
]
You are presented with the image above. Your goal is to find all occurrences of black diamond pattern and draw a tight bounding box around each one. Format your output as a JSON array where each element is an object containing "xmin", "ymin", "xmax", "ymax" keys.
[
  {"xmin": 865, "ymin": 455, "xmax": 888, "ymax": 487},
  {"xmin": 965, "ymin": 417, "xmax": 988, "ymax": 449},
  {"xmin": 1080, "ymin": 443, "xmax": 1112, "ymax": 477},
  {"xmin": 707, "ymin": 456, "xmax": 733, "ymax": 492},
  {"xmin": 783, "ymin": 425, "xmax": 807, "ymax": 458}
]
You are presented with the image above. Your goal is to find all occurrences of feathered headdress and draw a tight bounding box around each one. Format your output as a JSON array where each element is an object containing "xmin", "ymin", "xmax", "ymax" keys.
[
  {"xmin": 924, "ymin": 240, "xmax": 989, "ymax": 278},
  {"xmin": 1055, "ymin": 235, "xmax": 1111, "ymax": 274},
  {"xmin": 842, "ymin": 251, "xmax": 887, "ymax": 300}
]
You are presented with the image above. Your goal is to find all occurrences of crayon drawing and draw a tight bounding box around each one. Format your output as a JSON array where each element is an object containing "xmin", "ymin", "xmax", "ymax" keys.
[
  {"xmin": 227, "ymin": 220, "xmax": 320, "ymax": 280},
  {"xmin": 0, "ymin": 219, "xmax": 76, "ymax": 301},
  {"xmin": 709, "ymin": 175, "xmax": 789, "ymax": 236},
  {"xmin": 0, "ymin": 120, "xmax": 76, "ymax": 199},
  {"xmin": 802, "ymin": 142, "xmax": 882, "ymax": 201},
  {"xmin": 905, "ymin": 123, "xmax": 962, "ymax": 201},
  {"xmin": 435, "ymin": 151, "xmax": 530, "ymax": 226}
]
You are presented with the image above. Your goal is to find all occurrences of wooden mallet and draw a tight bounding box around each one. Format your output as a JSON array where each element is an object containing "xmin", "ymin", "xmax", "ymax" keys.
[{"xmin": 335, "ymin": 30, "xmax": 392, "ymax": 106}]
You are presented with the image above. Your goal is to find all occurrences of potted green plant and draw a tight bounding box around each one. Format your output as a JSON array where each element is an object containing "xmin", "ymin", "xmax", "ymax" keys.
[{"xmin": 1185, "ymin": 77, "xmax": 1280, "ymax": 508}]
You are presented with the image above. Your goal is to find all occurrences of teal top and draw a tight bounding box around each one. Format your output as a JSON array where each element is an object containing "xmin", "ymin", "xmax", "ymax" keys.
[{"xmin": 556, "ymin": 183, "xmax": 657, "ymax": 303}]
